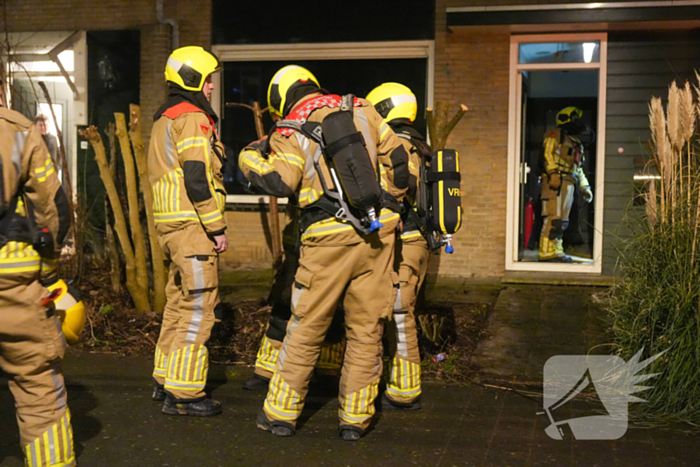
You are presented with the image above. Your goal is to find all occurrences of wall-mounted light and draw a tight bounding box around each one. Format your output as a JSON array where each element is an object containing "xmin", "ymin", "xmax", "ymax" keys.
[{"xmin": 583, "ymin": 42, "xmax": 597, "ymax": 64}]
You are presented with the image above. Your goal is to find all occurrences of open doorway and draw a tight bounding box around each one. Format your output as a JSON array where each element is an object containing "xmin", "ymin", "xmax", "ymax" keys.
[
  {"xmin": 519, "ymin": 69, "xmax": 598, "ymax": 263},
  {"xmin": 5, "ymin": 31, "xmax": 87, "ymax": 196},
  {"xmin": 506, "ymin": 34, "xmax": 607, "ymax": 273}
]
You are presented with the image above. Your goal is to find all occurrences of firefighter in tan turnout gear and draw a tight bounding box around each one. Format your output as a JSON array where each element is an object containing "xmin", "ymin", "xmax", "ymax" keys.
[
  {"xmin": 0, "ymin": 95, "xmax": 74, "ymax": 465},
  {"xmin": 539, "ymin": 106, "xmax": 593, "ymax": 263},
  {"xmin": 239, "ymin": 65, "xmax": 410, "ymax": 440},
  {"xmin": 367, "ymin": 83, "xmax": 429, "ymax": 410},
  {"xmin": 149, "ymin": 46, "xmax": 228, "ymax": 416}
]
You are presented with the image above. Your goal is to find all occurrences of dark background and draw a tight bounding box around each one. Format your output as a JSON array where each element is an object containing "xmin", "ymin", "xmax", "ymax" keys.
[
  {"xmin": 221, "ymin": 58, "xmax": 428, "ymax": 194},
  {"xmin": 212, "ymin": 0, "xmax": 435, "ymax": 44},
  {"xmin": 519, "ymin": 69, "xmax": 599, "ymax": 257},
  {"xmin": 79, "ymin": 30, "xmax": 140, "ymax": 228}
]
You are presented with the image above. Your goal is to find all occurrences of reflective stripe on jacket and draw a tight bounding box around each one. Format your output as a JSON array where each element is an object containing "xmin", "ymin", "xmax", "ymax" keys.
[
  {"xmin": 0, "ymin": 108, "xmax": 70, "ymax": 277},
  {"xmin": 148, "ymin": 103, "xmax": 227, "ymax": 236}
]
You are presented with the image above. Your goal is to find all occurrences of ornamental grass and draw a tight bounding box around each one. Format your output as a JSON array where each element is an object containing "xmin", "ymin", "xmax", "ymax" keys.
[{"xmin": 609, "ymin": 74, "xmax": 700, "ymax": 424}]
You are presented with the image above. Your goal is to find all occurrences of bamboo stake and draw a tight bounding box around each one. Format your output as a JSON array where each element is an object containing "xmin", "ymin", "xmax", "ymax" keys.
[
  {"xmin": 226, "ymin": 101, "xmax": 282, "ymax": 266},
  {"xmin": 426, "ymin": 101, "xmax": 468, "ymax": 150},
  {"xmin": 128, "ymin": 104, "xmax": 167, "ymax": 313},
  {"xmin": 79, "ymin": 126, "xmax": 151, "ymax": 313},
  {"xmin": 104, "ymin": 123, "xmax": 122, "ymax": 294},
  {"xmin": 114, "ymin": 113, "xmax": 149, "ymax": 294}
]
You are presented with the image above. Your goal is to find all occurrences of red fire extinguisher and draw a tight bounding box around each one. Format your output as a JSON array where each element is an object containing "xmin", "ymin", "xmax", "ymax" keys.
[{"xmin": 524, "ymin": 199, "xmax": 535, "ymax": 249}]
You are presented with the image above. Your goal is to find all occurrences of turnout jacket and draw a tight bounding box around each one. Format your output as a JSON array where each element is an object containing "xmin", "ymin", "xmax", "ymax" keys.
[
  {"xmin": 541, "ymin": 128, "xmax": 590, "ymax": 189},
  {"xmin": 0, "ymin": 107, "xmax": 70, "ymax": 276},
  {"xmin": 239, "ymin": 94, "xmax": 410, "ymax": 246},
  {"xmin": 148, "ymin": 102, "xmax": 227, "ymax": 236}
]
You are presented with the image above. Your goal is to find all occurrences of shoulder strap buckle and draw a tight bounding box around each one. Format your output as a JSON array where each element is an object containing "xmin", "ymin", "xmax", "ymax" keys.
[{"xmin": 340, "ymin": 94, "xmax": 355, "ymax": 112}]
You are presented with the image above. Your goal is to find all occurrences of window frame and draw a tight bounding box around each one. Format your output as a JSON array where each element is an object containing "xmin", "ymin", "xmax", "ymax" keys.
[
  {"xmin": 505, "ymin": 32, "xmax": 608, "ymax": 274},
  {"xmin": 211, "ymin": 40, "xmax": 435, "ymax": 205}
]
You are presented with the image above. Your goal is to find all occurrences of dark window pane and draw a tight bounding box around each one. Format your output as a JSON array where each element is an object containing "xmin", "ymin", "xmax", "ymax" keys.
[{"xmin": 221, "ymin": 58, "xmax": 427, "ymax": 195}]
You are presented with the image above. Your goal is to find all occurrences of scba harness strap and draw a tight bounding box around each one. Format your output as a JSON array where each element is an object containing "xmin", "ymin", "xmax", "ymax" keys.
[{"xmin": 274, "ymin": 94, "xmax": 399, "ymax": 236}]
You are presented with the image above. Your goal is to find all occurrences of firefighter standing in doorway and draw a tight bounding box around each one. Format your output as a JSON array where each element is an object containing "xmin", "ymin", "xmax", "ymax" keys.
[
  {"xmin": 367, "ymin": 82, "xmax": 428, "ymax": 410},
  {"xmin": 239, "ymin": 65, "xmax": 409, "ymax": 440},
  {"xmin": 539, "ymin": 106, "xmax": 593, "ymax": 263},
  {"xmin": 0, "ymin": 90, "xmax": 74, "ymax": 465},
  {"xmin": 149, "ymin": 46, "xmax": 228, "ymax": 416}
]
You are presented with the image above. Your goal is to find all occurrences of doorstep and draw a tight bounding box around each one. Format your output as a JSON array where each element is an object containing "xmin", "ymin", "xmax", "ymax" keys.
[{"xmin": 502, "ymin": 271, "xmax": 617, "ymax": 287}]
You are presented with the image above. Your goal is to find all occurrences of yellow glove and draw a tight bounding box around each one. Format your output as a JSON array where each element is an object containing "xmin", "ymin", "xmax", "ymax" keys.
[
  {"xmin": 582, "ymin": 187, "xmax": 593, "ymax": 203},
  {"xmin": 548, "ymin": 172, "xmax": 561, "ymax": 190}
]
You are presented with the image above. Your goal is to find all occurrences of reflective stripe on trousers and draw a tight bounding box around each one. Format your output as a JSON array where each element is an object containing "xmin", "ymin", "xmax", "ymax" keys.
[
  {"xmin": 24, "ymin": 410, "xmax": 76, "ymax": 467},
  {"xmin": 255, "ymin": 335, "xmax": 279, "ymax": 374},
  {"xmin": 339, "ymin": 379, "xmax": 380, "ymax": 426},
  {"xmin": 164, "ymin": 344, "xmax": 209, "ymax": 393},
  {"xmin": 263, "ymin": 372, "xmax": 303, "ymax": 422}
]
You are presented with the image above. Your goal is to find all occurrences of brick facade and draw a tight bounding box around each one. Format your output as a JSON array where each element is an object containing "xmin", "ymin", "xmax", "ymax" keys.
[
  {"xmin": 220, "ymin": 211, "xmax": 284, "ymax": 270},
  {"xmin": 2, "ymin": 0, "xmax": 519, "ymax": 278},
  {"xmin": 430, "ymin": 0, "xmax": 510, "ymax": 277}
]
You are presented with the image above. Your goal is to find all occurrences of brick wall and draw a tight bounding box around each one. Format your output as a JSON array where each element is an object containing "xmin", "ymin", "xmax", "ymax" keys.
[
  {"xmin": 4, "ymin": 0, "xmax": 514, "ymax": 278},
  {"xmin": 3, "ymin": 0, "xmax": 212, "ymax": 138},
  {"xmin": 219, "ymin": 210, "xmax": 283, "ymax": 270},
  {"xmin": 430, "ymin": 0, "xmax": 510, "ymax": 277}
]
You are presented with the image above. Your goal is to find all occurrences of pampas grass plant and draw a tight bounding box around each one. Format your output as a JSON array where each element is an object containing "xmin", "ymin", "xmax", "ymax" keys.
[{"xmin": 609, "ymin": 75, "xmax": 700, "ymax": 424}]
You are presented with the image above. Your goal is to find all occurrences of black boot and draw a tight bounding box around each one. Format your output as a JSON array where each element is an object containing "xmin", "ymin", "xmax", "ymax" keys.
[
  {"xmin": 256, "ymin": 411, "xmax": 295, "ymax": 437},
  {"xmin": 381, "ymin": 392, "xmax": 422, "ymax": 411},
  {"xmin": 162, "ymin": 396, "xmax": 222, "ymax": 417},
  {"xmin": 339, "ymin": 424, "xmax": 364, "ymax": 441},
  {"xmin": 152, "ymin": 379, "xmax": 166, "ymax": 402},
  {"xmin": 242, "ymin": 373, "xmax": 271, "ymax": 391}
]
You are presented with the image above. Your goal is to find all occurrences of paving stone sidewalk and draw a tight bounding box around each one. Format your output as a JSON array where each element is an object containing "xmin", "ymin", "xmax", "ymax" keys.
[
  {"xmin": 1, "ymin": 352, "xmax": 698, "ymax": 467},
  {"xmin": 472, "ymin": 284, "xmax": 611, "ymax": 380},
  {"xmin": 1, "ymin": 282, "xmax": 698, "ymax": 467}
]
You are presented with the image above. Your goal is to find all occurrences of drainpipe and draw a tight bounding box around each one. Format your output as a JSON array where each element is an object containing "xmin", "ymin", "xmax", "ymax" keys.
[{"xmin": 156, "ymin": 0, "xmax": 179, "ymax": 51}]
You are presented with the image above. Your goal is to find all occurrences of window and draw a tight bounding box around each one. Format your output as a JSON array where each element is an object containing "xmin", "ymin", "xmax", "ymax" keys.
[
  {"xmin": 506, "ymin": 33, "xmax": 607, "ymax": 273},
  {"xmin": 212, "ymin": 41, "xmax": 434, "ymax": 203}
]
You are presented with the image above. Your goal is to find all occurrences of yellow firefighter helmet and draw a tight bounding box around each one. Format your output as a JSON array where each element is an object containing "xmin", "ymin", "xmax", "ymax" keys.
[
  {"xmin": 556, "ymin": 106, "xmax": 583, "ymax": 126},
  {"xmin": 366, "ymin": 82, "xmax": 418, "ymax": 123},
  {"xmin": 267, "ymin": 65, "xmax": 321, "ymax": 117},
  {"xmin": 46, "ymin": 279, "xmax": 86, "ymax": 345},
  {"xmin": 165, "ymin": 46, "xmax": 221, "ymax": 92}
]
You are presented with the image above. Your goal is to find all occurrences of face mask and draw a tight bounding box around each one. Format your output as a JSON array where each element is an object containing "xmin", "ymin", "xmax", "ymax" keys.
[{"xmin": 561, "ymin": 118, "xmax": 595, "ymax": 146}]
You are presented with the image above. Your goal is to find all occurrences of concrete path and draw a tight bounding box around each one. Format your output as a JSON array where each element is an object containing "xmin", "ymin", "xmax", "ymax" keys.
[
  {"xmin": 1, "ymin": 352, "xmax": 699, "ymax": 467},
  {"xmin": 473, "ymin": 285, "xmax": 610, "ymax": 380}
]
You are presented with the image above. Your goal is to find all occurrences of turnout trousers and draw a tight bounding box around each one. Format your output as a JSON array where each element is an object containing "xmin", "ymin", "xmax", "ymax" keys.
[
  {"xmin": 152, "ymin": 224, "xmax": 219, "ymax": 401},
  {"xmin": 385, "ymin": 237, "xmax": 429, "ymax": 404},
  {"xmin": 539, "ymin": 174, "xmax": 575, "ymax": 260},
  {"xmin": 263, "ymin": 233, "xmax": 396, "ymax": 431},
  {"xmin": 0, "ymin": 242, "xmax": 76, "ymax": 467},
  {"xmin": 254, "ymin": 241, "xmax": 345, "ymax": 380}
]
